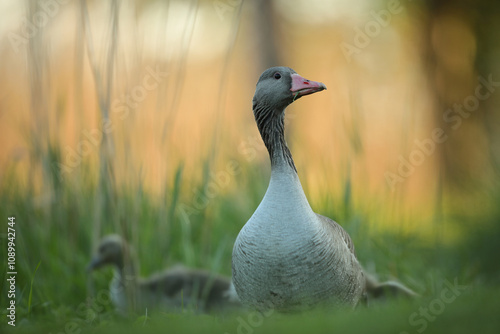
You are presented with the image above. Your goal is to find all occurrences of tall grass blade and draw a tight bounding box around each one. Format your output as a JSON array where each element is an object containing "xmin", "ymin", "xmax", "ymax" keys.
[{"xmin": 27, "ymin": 261, "xmax": 41, "ymax": 317}]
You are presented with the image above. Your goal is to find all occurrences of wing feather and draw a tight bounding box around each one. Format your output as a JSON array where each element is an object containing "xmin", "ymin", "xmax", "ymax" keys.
[{"xmin": 316, "ymin": 214, "xmax": 357, "ymax": 258}]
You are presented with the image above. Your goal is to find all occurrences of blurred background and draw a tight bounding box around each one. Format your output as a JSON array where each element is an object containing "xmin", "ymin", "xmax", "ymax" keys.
[{"xmin": 1, "ymin": 0, "xmax": 499, "ymax": 328}]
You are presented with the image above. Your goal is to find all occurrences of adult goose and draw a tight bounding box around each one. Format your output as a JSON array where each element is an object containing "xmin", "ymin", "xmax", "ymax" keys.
[
  {"xmin": 88, "ymin": 235, "xmax": 240, "ymax": 314},
  {"xmin": 232, "ymin": 67, "xmax": 366, "ymax": 312}
]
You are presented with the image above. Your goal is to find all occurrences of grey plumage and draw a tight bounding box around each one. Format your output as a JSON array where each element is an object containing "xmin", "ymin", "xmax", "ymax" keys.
[
  {"xmin": 88, "ymin": 235, "xmax": 240, "ymax": 314},
  {"xmin": 232, "ymin": 67, "xmax": 366, "ymax": 312},
  {"xmin": 364, "ymin": 273, "xmax": 418, "ymax": 301}
]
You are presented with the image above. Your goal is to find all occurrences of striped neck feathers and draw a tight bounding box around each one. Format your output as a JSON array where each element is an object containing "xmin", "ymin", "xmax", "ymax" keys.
[{"xmin": 253, "ymin": 103, "xmax": 297, "ymax": 173}]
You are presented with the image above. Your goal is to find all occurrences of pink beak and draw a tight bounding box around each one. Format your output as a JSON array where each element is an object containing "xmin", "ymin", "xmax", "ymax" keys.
[{"xmin": 290, "ymin": 73, "xmax": 327, "ymax": 98}]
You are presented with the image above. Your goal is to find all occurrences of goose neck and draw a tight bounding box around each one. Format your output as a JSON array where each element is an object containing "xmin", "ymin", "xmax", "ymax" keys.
[{"xmin": 253, "ymin": 104, "xmax": 297, "ymax": 173}]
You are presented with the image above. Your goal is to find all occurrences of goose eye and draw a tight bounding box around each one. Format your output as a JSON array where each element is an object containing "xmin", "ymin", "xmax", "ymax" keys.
[{"xmin": 273, "ymin": 72, "xmax": 281, "ymax": 80}]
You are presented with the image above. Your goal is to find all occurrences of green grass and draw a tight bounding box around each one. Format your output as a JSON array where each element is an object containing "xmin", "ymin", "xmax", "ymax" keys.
[
  {"xmin": 27, "ymin": 261, "xmax": 41, "ymax": 318},
  {"xmin": 3, "ymin": 283, "xmax": 500, "ymax": 334},
  {"xmin": 1, "ymin": 154, "xmax": 500, "ymax": 333}
]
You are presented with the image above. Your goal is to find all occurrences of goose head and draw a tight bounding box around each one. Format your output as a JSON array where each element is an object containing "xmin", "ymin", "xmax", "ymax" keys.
[
  {"xmin": 87, "ymin": 234, "xmax": 126, "ymax": 271},
  {"xmin": 252, "ymin": 66, "xmax": 326, "ymax": 112},
  {"xmin": 252, "ymin": 67, "xmax": 326, "ymax": 171}
]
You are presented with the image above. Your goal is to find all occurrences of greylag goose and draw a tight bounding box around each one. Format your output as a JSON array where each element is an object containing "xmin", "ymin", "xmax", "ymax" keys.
[
  {"xmin": 232, "ymin": 67, "xmax": 366, "ymax": 312},
  {"xmin": 88, "ymin": 235, "xmax": 240, "ymax": 314}
]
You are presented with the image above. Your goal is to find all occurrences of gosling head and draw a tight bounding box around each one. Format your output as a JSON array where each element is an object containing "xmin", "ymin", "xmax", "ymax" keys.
[{"xmin": 87, "ymin": 234, "xmax": 126, "ymax": 272}]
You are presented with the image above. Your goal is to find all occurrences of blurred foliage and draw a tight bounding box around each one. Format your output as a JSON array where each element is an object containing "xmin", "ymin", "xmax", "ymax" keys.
[{"xmin": 1, "ymin": 0, "xmax": 500, "ymax": 332}]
